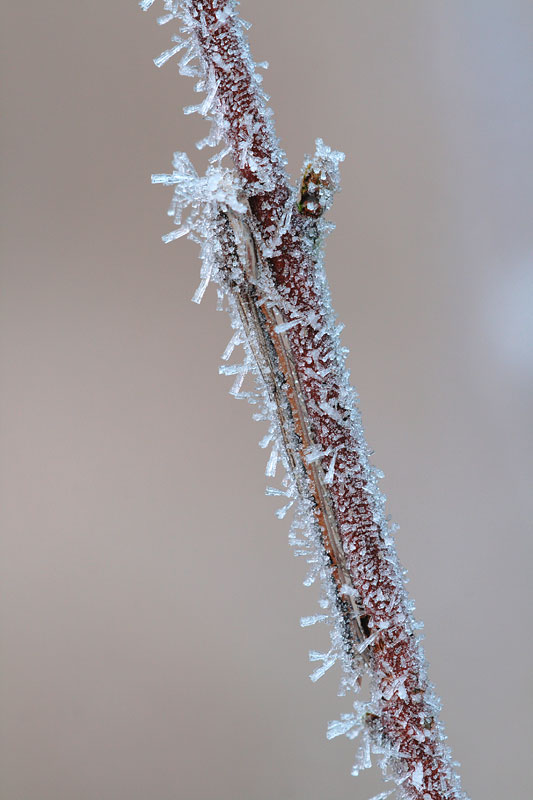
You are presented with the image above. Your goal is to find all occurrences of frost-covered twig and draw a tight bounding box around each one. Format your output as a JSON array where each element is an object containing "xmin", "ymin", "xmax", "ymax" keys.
[{"xmin": 141, "ymin": 2, "xmax": 469, "ymax": 798}]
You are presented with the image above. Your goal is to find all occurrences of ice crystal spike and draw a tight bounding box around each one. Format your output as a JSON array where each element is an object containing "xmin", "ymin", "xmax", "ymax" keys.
[
  {"xmin": 154, "ymin": 38, "xmax": 186, "ymax": 68},
  {"xmin": 300, "ymin": 614, "xmax": 328, "ymax": 628},
  {"xmin": 141, "ymin": 3, "xmax": 469, "ymax": 799},
  {"xmin": 327, "ymin": 713, "xmax": 360, "ymax": 740}
]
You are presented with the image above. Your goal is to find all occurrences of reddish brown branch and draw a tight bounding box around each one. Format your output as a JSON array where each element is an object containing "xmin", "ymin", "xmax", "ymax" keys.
[{"xmin": 145, "ymin": 2, "xmax": 468, "ymax": 798}]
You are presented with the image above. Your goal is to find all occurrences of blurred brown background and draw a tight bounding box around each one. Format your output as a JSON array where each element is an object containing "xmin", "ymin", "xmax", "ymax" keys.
[{"xmin": 1, "ymin": 2, "xmax": 532, "ymax": 798}]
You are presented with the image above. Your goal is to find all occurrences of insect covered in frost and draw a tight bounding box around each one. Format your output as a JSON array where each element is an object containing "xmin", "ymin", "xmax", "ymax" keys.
[{"xmin": 219, "ymin": 204, "xmax": 376, "ymax": 670}]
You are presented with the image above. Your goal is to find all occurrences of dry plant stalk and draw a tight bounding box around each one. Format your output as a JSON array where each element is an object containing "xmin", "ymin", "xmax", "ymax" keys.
[{"xmin": 141, "ymin": 2, "xmax": 469, "ymax": 798}]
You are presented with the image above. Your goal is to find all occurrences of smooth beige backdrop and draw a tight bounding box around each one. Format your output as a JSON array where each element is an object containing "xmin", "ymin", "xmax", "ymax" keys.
[{"xmin": 1, "ymin": 2, "xmax": 532, "ymax": 798}]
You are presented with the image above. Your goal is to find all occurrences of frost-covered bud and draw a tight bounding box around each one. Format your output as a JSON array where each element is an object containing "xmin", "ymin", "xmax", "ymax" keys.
[{"xmin": 298, "ymin": 138, "xmax": 345, "ymax": 217}]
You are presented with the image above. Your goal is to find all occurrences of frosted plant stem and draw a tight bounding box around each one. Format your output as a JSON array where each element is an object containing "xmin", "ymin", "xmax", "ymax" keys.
[{"xmin": 141, "ymin": 2, "xmax": 469, "ymax": 798}]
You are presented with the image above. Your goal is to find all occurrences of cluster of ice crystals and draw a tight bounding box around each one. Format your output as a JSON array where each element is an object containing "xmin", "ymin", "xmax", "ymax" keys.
[
  {"xmin": 151, "ymin": 152, "xmax": 247, "ymax": 301},
  {"xmin": 153, "ymin": 152, "xmax": 246, "ymax": 240}
]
